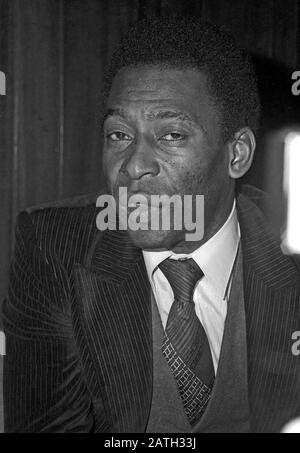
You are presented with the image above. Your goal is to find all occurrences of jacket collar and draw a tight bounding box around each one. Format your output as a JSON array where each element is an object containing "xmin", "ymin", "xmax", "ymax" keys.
[
  {"xmin": 87, "ymin": 185, "xmax": 299, "ymax": 292},
  {"xmin": 237, "ymin": 186, "xmax": 299, "ymax": 291},
  {"xmin": 74, "ymin": 228, "xmax": 152, "ymax": 432}
]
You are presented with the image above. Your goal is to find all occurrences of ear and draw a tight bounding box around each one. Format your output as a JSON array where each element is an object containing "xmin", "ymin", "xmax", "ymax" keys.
[{"xmin": 227, "ymin": 127, "xmax": 256, "ymax": 179}]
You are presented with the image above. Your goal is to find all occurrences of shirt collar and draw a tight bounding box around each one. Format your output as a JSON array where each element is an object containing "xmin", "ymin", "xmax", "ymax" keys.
[{"xmin": 142, "ymin": 200, "xmax": 240, "ymax": 300}]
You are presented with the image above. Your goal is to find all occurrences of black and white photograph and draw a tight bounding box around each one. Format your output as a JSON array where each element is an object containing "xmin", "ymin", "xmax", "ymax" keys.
[{"xmin": 0, "ymin": 0, "xmax": 300, "ymax": 436}]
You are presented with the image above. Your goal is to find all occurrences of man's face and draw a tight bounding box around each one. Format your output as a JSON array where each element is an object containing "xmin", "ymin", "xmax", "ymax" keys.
[{"xmin": 102, "ymin": 66, "xmax": 234, "ymax": 251}]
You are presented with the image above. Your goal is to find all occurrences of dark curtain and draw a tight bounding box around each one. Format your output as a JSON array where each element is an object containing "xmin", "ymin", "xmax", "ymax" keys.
[{"xmin": 0, "ymin": 0, "xmax": 300, "ymax": 305}]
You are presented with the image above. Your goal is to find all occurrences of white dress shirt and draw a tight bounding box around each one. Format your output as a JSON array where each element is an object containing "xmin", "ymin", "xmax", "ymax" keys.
[{"xmin": 142, "ymin": 201, "xmax": 240, "ymax": 373}]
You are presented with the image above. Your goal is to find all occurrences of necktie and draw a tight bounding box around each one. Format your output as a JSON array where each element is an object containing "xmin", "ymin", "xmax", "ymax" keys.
[{"xmin": 159, "ymin": 257, "xmax": 215, "ymax": 426}]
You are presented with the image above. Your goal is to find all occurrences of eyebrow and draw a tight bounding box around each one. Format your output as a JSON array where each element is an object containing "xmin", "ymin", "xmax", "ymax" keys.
[
  {"xmin": 103, "ymin": 108, "xmax": 126, "ymax": 123},
  {"xmin": 103, "ymin": 108, "xmax": 197, "ymax": 126},
  {"xmin": 146, "ymin": 110, "xmax": 196, "ymax": 124}
]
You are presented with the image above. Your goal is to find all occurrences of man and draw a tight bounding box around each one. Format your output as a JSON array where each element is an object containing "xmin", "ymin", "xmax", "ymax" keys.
[{"xmin": 3, "ymin": 16, "xmax": 300, "ymax": 433}]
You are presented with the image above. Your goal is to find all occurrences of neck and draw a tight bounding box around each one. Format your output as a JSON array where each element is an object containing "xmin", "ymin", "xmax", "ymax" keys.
[{"xmin": 171, "ymin": 196, "xmax": 235, "ymax": 255}]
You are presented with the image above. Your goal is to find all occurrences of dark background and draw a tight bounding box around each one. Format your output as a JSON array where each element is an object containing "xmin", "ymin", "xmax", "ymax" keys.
[{"xmin": 0, "ymin": 0, "xmax": 300, "ymax": 432}]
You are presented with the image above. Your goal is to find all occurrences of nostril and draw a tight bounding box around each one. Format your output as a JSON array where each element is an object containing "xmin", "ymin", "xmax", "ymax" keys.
[
  {"xmin": 120, "ymin": 153, "xmax": 160, "ymax": 180},
  {"xmin": 119, "ymin": 163, "xmax": 130, "ymax": 177}
]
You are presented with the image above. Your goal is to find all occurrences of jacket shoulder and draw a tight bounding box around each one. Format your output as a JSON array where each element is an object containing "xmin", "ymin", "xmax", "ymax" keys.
[
  {"xmin": 237, "ymin": 184, "xmax": 300, "ymax": 290},
  {"xmin": 25, "ymin": 191, "xmax": 100, "ymax": 212},
  {"xmin": 16, "ymin": 192, "xmax": 102, "ymax": 269}
]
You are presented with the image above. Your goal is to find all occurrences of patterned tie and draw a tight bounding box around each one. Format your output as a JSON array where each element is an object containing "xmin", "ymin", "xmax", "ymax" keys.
[{"xmin": 159, "ymin": 257, "xmax": 215, "ymax": 426}]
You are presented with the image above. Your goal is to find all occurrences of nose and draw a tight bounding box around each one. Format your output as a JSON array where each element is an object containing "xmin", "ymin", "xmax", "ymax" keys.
[{"xmin": 120, "ymin": 135, "xmax": 160, "ymax": 180}]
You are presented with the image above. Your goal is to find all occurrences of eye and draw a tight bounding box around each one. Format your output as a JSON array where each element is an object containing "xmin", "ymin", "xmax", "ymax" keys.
[
  {"xmin": 160, "ymin": 132, "xmax": 186, "ymax": 142},
  {"xmin": 107, "ymin": 131, "xmax": 133, "ymax": 142}
]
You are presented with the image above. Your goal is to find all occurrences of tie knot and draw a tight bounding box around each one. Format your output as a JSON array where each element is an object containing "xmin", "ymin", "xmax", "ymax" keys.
[{"xmin": 159, "ymin": 258, "xmax": 203, "ymax": 305}]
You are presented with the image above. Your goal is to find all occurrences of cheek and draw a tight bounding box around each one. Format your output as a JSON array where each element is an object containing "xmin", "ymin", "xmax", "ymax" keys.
[
  {"xmin": 164, "ymin": 162, "xmax": 203, "ymax": 196},
  {"xmin": 103, "ymin": 151, "xmax": 122, "ymax": 184},
  {"xmin": 177, "ymin": 145, "xmax": 227, "ymax": 195},
  {"xmin": 173, "ymin": 151, "xmax": 207, "ymax": 192}
]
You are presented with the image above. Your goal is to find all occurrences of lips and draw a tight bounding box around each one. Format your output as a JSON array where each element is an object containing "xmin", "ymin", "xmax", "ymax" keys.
[
  {"xmin": 119, "ymin": 191, "xmax": 152, "ymax": 208},
  {"xmin": 128, "ymin": 202, "xmax": 148, "ymax": 210},
  {"xmin": 128, "ymin": 195, "xmax": 151, "ymax": 208}
]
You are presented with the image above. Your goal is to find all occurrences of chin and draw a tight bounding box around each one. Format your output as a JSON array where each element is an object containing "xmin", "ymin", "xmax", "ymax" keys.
[{"xmin": 127, "ymin": 229, "xmax": 183, "ymax": 251}]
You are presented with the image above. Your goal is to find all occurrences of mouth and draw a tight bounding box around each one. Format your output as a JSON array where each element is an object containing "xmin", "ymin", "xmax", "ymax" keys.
[
  {"xmin": 128, "ymin": 195, "xmax": 152, "ymax": 208},
  {"xmin": 117, "ymin": 190, "xmax": 153, "ymax": 208}
]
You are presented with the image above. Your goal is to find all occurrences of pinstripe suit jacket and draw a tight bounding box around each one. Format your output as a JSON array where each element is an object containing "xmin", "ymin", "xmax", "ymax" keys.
[{"xmin": 3, "ymin": 185, "xmax": 300, "ymax": 433}]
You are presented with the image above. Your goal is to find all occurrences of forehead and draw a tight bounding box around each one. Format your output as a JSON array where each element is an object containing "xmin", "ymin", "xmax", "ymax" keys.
[{"xmin": 106, "ymin": 66, "xmax": 219, "ymax": 125}]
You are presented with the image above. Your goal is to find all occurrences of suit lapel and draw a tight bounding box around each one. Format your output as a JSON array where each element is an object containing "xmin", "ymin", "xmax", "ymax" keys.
[
  {"xmin": 73, "ymin": 229, "xmax": 152, "ymax": 433},
  {"xmin": 237, "ymin": 189, "xmax": 300, "ymax": 432}
]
